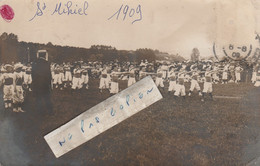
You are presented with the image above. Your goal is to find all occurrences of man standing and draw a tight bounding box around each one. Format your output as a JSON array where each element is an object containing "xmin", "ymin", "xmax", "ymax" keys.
[
  {"xmin": 31, "ymin": 51, "xmax": 53, "ymax": 115},
  {"xmin": 235, "ymin": 64, "xmax": 243, "ymax": 84}
]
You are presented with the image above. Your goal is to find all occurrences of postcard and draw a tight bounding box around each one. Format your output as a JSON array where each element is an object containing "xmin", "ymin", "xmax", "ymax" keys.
[{"xmin": 0, "ymin": 0, "xmax": 260, "ymax": 165}]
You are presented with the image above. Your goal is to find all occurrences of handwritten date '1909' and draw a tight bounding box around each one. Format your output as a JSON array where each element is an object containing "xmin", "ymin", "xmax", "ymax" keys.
[{"xmin": 108, "ymin": 4, "xmax": 142, "ymax": 24}]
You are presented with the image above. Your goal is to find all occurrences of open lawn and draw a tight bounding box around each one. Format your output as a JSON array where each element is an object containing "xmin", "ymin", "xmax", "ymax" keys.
[{"xmin": 0, "ymin": 79, "xmax": 260, "ymax": 166}]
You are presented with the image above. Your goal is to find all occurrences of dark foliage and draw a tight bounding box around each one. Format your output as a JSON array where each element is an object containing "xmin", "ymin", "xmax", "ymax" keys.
[{"xmin": 0, "ymin": 33, "xmax": 184, "ymax": 64}]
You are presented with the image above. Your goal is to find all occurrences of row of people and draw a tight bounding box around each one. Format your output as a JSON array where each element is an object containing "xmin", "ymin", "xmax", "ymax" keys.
[
  {"xmin": 1, "ymin": 60, "xmax": 260, "ymax": 112},
  {"xmin": 49, "ymin": 62, "xmax": 247, "ymax": 89}
]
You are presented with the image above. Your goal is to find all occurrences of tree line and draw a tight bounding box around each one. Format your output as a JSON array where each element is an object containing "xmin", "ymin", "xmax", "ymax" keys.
[{"xmin": 0, "ymin": 32, "xmax": 184, "ymax": 64}]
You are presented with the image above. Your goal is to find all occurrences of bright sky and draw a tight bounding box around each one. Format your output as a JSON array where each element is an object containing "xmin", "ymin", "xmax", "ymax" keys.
[{"xmin": 0, "ymin": 0, "xmax": 259, "ymax": 58}]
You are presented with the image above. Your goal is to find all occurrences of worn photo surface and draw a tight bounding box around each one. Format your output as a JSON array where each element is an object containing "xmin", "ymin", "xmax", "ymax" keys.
[{"xmin": 0, "ymin": 0, "xmax": 260, "ymax": 165}]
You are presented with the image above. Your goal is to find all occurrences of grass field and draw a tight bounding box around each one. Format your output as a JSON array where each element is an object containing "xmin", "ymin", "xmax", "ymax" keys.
[{"xmin": 0, "ymin": 79, "xmax": 260, "ymax": 166}]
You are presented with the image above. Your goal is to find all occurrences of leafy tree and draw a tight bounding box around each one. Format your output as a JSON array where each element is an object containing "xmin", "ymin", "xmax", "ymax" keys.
[
  {"xmin": 135, "ymin": 48, "xmax": 156, "ymax": 62},
  {"xmin": 191, "ymin": 48, "xmax": 200, "ymax": 62}
]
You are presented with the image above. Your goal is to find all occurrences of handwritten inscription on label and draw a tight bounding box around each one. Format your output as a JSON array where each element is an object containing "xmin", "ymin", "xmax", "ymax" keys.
[{"xmin": 44, "ymin": 76, "xmax": 162, "ymax": 158}]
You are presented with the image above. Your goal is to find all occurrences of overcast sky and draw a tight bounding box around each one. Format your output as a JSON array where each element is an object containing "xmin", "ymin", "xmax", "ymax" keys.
[{"xmin": 0, "ymin": 0, "xmax": 259, "ymax": 58}]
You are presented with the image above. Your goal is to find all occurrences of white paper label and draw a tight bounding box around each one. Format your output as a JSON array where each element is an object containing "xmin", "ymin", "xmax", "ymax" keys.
[{"xmin": 44, "ymin": 76, "xmax": 163, "ymax": 158}]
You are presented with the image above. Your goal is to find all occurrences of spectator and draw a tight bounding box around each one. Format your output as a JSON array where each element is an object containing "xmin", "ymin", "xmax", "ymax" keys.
[{"xmin": 31, "ymin": 54, "xmax": 53, "ymax": 115}]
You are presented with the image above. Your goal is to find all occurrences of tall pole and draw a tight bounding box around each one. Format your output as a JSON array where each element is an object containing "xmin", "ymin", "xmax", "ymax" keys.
[{"xmin": 27, "ymin": 47, "xmax": 30, "ymax": 63}]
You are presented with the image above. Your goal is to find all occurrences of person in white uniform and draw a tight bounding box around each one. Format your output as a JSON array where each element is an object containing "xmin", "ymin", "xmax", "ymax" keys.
[
  {"xmin": 188, "ymin": 71, "xmax": 202, "ymax": 96},
  {"xmin": 99, "ymin": 66, "xmax": 110, "ymax": 92},
  {"xmin": 53, "ymin": 65, "xmax": 62, "ymax": 89},
  {"xmin": 23, "ymin": 63, "xmax": 32, "ymax": 91},
  {"xmin": 235, "ymin": 64, "xmax": 243, "ymax": 84},
  {"xmin": 168, "ymin": 68, "xmax": 177, "ymax": 94},
  {"xmin": 222, "ymin": 64, "xmax": 229, "ymax": 84},
  {"xmin": 110, "ymin": 67, "xmax": 120, "ymax": 95},
  {"xmin": 155, "ymin": 66, "xmax": 164, "ymax": 88},
  {"xmin": 72, "ymin": 64, "xmax": 83, "ymax": 90},
  {"xmin": 127, "ymin": 64, "xmax": 136, "ymax": 87},
  {"xmin": 13, "ymin": 64, "xmax": 25, "ymax": 112},
  {"xmin": 174, "ymin": 72, "xmax": 186, "ymax": 99},
  {"xmin": 254, "ymin": 65, "xmax": 260, "ymax": 87},
  {"xmin": 1, "ymin": 64, "xmax": 15, "ymax": 109},
  {"xmin": 81, "ymin": 66, "xmax": 89, "ymax": 89},
  {"xmin": 63, "ymin": 63, "xmax": 72, "ymax": 88},
  {"xmin": 251, "ymin": 65, "xmax": 258, "ymax": 84},
  {"xmin": 201, "ymin": 68, "xmax": 214, "ymax": 101}
]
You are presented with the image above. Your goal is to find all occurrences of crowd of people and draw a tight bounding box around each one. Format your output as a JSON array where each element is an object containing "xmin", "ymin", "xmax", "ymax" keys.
[{"xmin": 0, "ymin": 59, "xmax": 260, "ymax": 113}]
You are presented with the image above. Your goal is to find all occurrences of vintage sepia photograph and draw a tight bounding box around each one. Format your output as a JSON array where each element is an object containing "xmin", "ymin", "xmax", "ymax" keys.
[{"xmin": 1, "ymin": 0, "xmax": 260, "ymax": 165}]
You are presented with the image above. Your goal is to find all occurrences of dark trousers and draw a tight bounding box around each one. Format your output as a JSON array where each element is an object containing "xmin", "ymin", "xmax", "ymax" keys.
[{"xmin": 34, "ymin": 92, "xmax": 53, "ymax": 115}]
